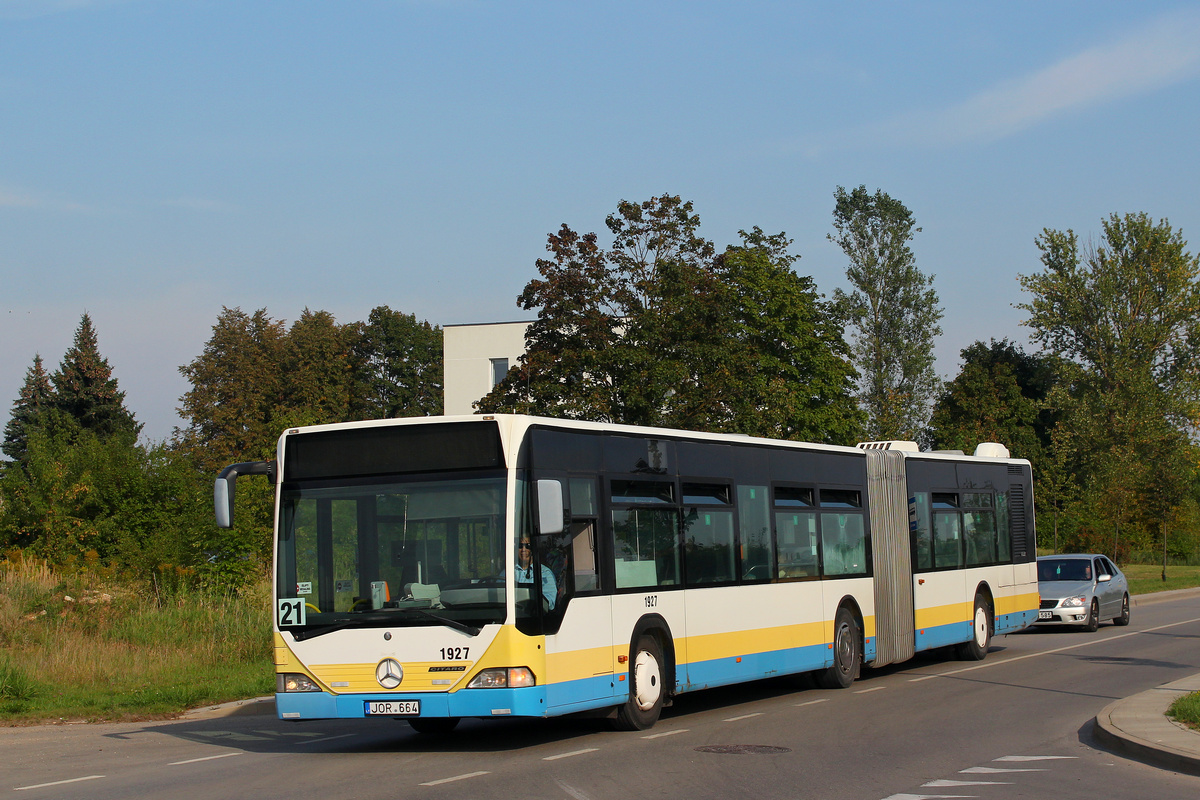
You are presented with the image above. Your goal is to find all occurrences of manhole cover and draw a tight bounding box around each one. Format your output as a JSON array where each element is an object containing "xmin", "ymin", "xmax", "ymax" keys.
[{"xmin": 693, "ymin": 745, "xmax": 791, "ymax": 755}]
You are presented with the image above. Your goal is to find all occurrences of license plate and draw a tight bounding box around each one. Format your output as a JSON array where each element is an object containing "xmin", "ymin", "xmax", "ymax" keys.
[
  {"xmin": 1038, "ymin": 610, "xmax": 1053, "ymax": 620},
  {"xmin": 365, "ymin": 700, "xmax": 420, "ymax": 716}
]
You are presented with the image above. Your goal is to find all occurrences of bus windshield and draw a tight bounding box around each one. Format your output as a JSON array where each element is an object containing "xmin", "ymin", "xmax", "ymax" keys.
[{"xmin": 277, "ymin": 474, "xmax": 508, "ymax": 636}]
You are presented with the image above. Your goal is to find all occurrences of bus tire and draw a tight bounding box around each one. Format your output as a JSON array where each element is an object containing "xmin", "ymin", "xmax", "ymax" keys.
[
  {"xmin": 612, "ymin": 635, "xmax": 665, "ymax": 731},
  {"xmin": 816, "ymin": 607, "xmax": 861, "ymax": 689},
  {"xmin": 1113, "ymin": 594, "xmax": 1131, "ymax": 627},
  {"xmin": 408, "ymin": 717, "xmax": 460, "ymax": 735},
  {"xmin": 956, "ymin": 594, "xmax": 992, "ymax": 660}
]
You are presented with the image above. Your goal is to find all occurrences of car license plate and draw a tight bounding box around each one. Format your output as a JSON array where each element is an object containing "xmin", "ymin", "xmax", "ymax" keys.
[
  {"xmin": 1038, "ymin": 610, "xmax": 1053, "ymax": 620},
  {"xmin": 365, "ymin": 700, "xmax": 420, "ymax": 716}
]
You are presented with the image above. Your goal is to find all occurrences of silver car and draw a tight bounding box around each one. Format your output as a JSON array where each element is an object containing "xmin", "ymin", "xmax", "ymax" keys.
[{"xmin": 1036, "ymin": 554, "xmax": 1131, "ymax": 631}]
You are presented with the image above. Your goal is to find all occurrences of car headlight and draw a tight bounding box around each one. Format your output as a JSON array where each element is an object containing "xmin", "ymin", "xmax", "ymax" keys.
[
  {"xmin": 1061, "ymin": 596, "xmax": 1087, "ymax": 608},
  {"xmin": 467, "ymin": 667, "xmax": 536, "ymax": 689},
  {"xmin": 278, "ymin": 673, "xmax": 322, "ymax": 692}
]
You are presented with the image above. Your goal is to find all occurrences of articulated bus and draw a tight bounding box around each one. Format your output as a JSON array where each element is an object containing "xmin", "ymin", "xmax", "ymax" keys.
[{"xmin": 215, "ymin": 414, "xmax": 1038, "ymax": 732}]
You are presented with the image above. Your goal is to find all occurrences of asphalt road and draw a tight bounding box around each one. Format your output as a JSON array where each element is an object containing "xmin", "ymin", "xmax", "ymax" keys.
[{"xmin": 4, "ymin": 593, "xmax": 1199, "ymax": 800}]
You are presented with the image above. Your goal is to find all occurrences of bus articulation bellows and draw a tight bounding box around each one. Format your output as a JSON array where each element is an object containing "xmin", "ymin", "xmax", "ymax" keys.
[{"xmin": 215, "ymin": 414, "xmax": 1038, "ymax": 732}]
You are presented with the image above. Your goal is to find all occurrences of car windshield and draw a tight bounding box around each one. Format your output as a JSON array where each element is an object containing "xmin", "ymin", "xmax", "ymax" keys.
[
  {"xmin": 1038, "ymin": 558, "xmax": 1093, "ymax": 582},
  {"xmin": 276, "ymin": 473, "xmax": 509, "ymax": 634}
]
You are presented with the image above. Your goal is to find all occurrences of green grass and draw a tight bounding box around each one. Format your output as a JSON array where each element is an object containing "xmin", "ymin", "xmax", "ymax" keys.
[
  {"xmin": 1169, "ymin": 692, "xmax": 1200, "ymax": 731},
  {"xmin": 0, "ymin": 556, "xmax": 274, "ymax": 724},
  {"xmin": 1121, "ymin": 564, "xmax": 1200, "ymax": 596}
]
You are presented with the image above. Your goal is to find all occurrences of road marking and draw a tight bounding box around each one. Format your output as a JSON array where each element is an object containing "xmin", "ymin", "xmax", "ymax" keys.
[
  {"xmin": 15, "ymin": 776, "xmax": 105, "ymax": 791},
  {"xmin": 723, "ymin": 712, "xmax": 763, "ymax": 722},
  {"xmin": 960, "ymin": 766, "xmax": 1046, "ymax": 774},
  {"xmin": 854, "ymin": 686, "xmax": 886, "ymax": 694},
  {"xmin": 994, "ymin": 755, "xmax": 1077, "ymax": 761},
  {"xmin": 795, "ymin": 698, "xmax": 829, "ymax": 707},
  {"xmin": 880, "ymin": 793, "xmax": 976, "ymax": 799},
  {"xmin": 642, "ymin": 729, "xmax": 688, "ymax": 739},
  {"xmin": 298, "ymin": 733, "xmax": 355, "ymax": 745},
  {"xmin": 908, "ymin": 617, "xmax": 1200, "ymax": 682},
  {"xmin": 419, "ymin": 771, "xmax": 489, "ymax": 786},
  {"xmin": 924, "ymin": 779, "xmax": 1011, "ymax": 787},
  {"xmin": 543, "ymin": 748, "xmax": 599, "ymax": 761},
  {"xmin": 169, "ymin": 752, "xmax": 243, "ymax": 765}
]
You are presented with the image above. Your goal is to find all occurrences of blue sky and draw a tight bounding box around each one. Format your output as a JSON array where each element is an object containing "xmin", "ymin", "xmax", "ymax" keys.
[{"xmin": 3, "ymin": 1, "xmax": 1199, "ymax": 442}]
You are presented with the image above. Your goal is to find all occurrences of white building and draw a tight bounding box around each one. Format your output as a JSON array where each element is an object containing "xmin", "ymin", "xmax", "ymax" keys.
[{"xmin": 442, "ymin": 321, "xmax": 531, "ymax": 415}]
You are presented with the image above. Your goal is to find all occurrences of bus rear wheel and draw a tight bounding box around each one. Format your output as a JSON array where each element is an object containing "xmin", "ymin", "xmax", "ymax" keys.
[
  {"xmin": 612, "ymin": 635, "xmax": 665, "ymax": 731},
  {"xmin": 816, "ymin": 607, "xmax": 861, "ymax": 689},
  {"xmin": 955, "ymin": 594, "xmax": 992, "ymax": 660}
]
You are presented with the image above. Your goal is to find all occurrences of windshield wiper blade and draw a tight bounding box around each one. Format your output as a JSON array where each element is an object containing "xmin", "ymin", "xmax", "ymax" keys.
[
  {"xmin": 289, "ymin": 619, "xmax": 365, "ymax": 641},
  {"xmin": 410, "ymin": 608, "xmax": 481, "ymax": 637}
]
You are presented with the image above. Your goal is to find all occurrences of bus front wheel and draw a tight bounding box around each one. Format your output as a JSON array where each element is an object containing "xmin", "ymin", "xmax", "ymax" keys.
[
  {"xmin": 816, "ymin": 607, "xmax": 861, "ymax": 689},
  {"xmin": 612, "ymin": 635, "xmax": 665, "ymax": 731}
]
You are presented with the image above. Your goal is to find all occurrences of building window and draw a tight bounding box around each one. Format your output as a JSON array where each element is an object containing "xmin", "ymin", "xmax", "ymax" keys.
[{"xmin": 490, "ymin": 358, "xmax": 509, "ymax": 388}]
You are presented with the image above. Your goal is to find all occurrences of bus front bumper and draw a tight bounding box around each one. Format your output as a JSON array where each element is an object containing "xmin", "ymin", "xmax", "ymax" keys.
[{"xmin": 276, "ymin": 687, "xmax": 548, "ymax": 721}]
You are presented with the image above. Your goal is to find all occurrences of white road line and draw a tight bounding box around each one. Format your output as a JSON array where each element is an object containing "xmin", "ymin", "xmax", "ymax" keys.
[
  {"xmin": 419, "ymin": 771, "xmax": 490, "ymax": 786},
  {"xmin": 543, "ymin": 748, "xmax": 599, "ymax": 761},
  {"xmin": 298, "ymin": 733, "xmax": 355, "ymax": 745},
  {"xmin": 642, "ymin": 729, "xmax": 688, "ymax": 739},
  {"xmin": 924, "ymin": 779, "xmax": 1011, "ymax": 787},
  {"xmin": 880, "ymin": 793, "xmax": 977, "ymax": 800},
  {"xmin": 960, "ymin": 766, "xmax": 1046, "ymax": 774},
  {"xmin": 994, "ymin": 755, "xmax": 1077, "ymax": 761},
  {"xmin": 15, "ymin": 775, "xmax": 105, "ymax": 792},
  {"xmin": 854, "ymin": 686, "xmax": 886, "ymax": 694},
  {"xmin": 908, "ymin": 617, "xmax": 1200, "ymax": 682},
  {"xmin": 168, "ymin": 752, "xmax": 243, "ymax": 766},
  {"xmin": 795, "ymin": 698, "xmax": 829, "ymax": 707},
  {"xmin": 723, "ymin": 712, "xmax": 764, "ymax": 722}
]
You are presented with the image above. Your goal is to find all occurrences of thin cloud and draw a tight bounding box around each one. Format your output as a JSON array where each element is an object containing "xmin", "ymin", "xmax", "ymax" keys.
[{"xmin": 823, "ymin": 9, "xmax": 1200, "ymax": 153}]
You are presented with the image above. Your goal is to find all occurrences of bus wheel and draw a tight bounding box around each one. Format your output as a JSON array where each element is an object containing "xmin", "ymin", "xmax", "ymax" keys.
[
  {"xmin": 1113, "ymin": 594, "xmax": 1131, "ymax": 627},
  {"xmin": 956, "ymin": 594, "xmax": 992, "ymax": 660},
  {"xmin": 612, "ymin": 635, "xmax": 665, "ymax": 731},
  {"xmin": 408, "ymin": 717, "xmax": 460, "ymax": 735},
  {"xmin": 817, "ymin": 607, "xmax": 860, "ymax": 689}
]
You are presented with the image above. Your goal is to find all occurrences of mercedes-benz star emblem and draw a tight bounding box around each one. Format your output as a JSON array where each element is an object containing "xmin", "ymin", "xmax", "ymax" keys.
[{"xmin": 375, "ymin": 658, "xmax": 403, "ymax": 689}]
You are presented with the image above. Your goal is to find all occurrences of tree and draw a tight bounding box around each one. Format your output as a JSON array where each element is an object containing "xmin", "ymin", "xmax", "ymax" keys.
[
  {"xmin": 348, "ymin": 306, "xmax": 444, "ymax": 420},
  {"xmin": 2, "ymin": 355, "xmax": 54, "ymax": 466},
  {"xmin": 829, "ymin": 186, "xmax": 942, "ymax": 442},
  {"xmin": 927, "ymin": 339, "xmax": 1056, "ymax": 461},
  {"xmin": 278, "ymin": 308, "xmax": 354, "ymax": 430},
  {"xmin": 480, "ymin": 195, "xmax": 861, "ymax": 443},
  {"xmin": 51, "ymin": 313, "xmax": 141, "ymax": 440},
  {"xmin": 1019, "ymin": 212, "xmax": 1200, "ymax": 570}
]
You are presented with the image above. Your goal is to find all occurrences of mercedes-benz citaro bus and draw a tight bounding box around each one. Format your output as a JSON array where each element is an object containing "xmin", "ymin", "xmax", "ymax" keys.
[{"xmin": 214, "ymin": 414, "xmax": 1038, "ymax": 733}]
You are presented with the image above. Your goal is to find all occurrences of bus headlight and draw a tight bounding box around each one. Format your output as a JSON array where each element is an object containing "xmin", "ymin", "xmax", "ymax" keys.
[
  {"xmin": 467, "ymin": 667, "xmax": 536, "ymax": 689},
  {"xmin": 278, "ymin": 673, "xmax": 322, "ymax": 692}
]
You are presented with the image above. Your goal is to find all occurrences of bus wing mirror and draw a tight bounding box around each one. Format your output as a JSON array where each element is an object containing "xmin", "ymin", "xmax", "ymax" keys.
[
  {"xmin": 214, "ymin": 461, "xmax": 274, "ymax": 529},
  {"xmin": 536, "ymin": 479, "xmax": 565, "ymax": 536}
]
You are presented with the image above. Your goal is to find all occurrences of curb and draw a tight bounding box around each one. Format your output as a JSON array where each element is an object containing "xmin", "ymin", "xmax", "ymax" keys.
[
  {"xmin": 1094, "ymin": 676, "xmax": 1200, "ymax": 777},
  {"xmin": 182, "ymin": 696, "xmax": 276, "ymax": 720}
]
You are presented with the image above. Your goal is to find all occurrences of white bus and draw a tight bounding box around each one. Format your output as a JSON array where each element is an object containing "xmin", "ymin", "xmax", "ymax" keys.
[{"xmin": 215, "ymin": 414, "xmax": 1038, "ymax": 732}]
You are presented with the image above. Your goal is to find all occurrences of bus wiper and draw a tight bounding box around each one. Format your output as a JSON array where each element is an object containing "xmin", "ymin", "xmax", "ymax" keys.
[
  {"xmin": 290, "ymin": 618, "xmax": 366, "ymax": 641},
  {"xmin": 410, "ymin": 608, "xmax": 481, "ymax": 637}
]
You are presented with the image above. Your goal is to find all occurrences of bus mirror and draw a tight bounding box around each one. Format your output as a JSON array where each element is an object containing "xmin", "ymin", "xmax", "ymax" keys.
[
  {"xmin": 214, "ymin": 461, "xmax": 273, "ymax": 529},
  {"xmin": 536, "ymin": 479, "xmax": 565, "ymax": 536}
]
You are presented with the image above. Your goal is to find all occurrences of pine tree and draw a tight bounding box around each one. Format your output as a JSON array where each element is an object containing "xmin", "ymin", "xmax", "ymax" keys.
[
  {"xmin": 50, "ymin": 313, "xmax": 141, "ymax": 439},
  {"xmin": 2, "ymin": 355, "xmax": 55, "ymax": 464}
]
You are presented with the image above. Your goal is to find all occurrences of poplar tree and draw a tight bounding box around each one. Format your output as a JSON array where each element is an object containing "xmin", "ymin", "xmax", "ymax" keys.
[{"xmin": 829, "ymin": 186, "xmax": 942, "ymax": 442}]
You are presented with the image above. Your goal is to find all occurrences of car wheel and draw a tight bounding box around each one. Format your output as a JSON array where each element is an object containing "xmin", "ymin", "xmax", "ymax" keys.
[
  {"xmin": 1112, "ymin": 594, "xmax": 1131, "ymax": 627},
  {"xmin": 1083, "ymin": 598, "xmax": 1100, "ymax": 632}
]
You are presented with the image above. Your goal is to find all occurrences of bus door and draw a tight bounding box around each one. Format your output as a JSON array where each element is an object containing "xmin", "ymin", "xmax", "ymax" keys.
[{"xmin": 540, "ymin": 476, "xmax": 616, "ymax": 711}]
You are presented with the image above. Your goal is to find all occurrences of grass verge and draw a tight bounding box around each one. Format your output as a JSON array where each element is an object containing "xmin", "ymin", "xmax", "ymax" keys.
[
  {"xmin": 1121, "ymin": 564, "xmax": 1200, "ymax": 596},
  {"xmin": 0, "ymin": 555, "xmax": 273, "ymax": 724},
  {"xmin": 1169, "ymin": 692, "xmax": 1200, "ymax": 732}
]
